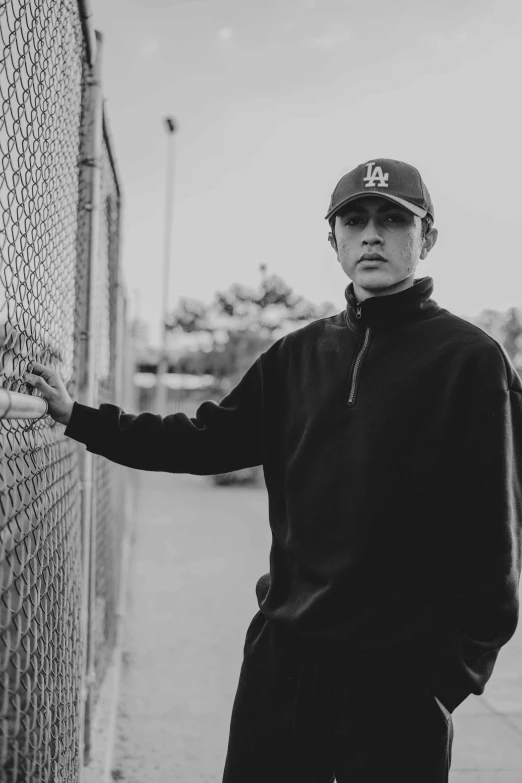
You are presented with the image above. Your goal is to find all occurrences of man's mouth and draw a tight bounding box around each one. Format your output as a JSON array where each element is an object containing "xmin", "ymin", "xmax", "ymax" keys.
[{"xmin": 359, "ymin": 253, "xmax": 386, "ymax": 262}]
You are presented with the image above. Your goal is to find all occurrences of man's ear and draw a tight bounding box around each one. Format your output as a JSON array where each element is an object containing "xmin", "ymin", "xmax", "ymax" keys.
[
  {"xmin": 328, "ymin": 231, "xmax": 338, "ymax": 253},
  {"xmin": 420, "ymin": 227, "xmax": 438, "ymax": 260}
]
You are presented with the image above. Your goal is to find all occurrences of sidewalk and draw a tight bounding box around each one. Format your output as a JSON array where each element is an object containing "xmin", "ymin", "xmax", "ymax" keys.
[{"xmin": 110, "ymin": 471, "xmax": 522, "ymax": 782}]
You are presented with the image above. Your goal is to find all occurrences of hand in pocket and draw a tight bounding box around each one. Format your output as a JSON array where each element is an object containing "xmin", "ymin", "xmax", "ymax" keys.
[{"xmin": 433, "ymin": 694, "xmax": 451, "ymax": 721}]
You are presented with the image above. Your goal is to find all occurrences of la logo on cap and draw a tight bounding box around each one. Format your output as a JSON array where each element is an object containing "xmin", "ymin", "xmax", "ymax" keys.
[{"xmin": 363, "ymin": 162, "xmax": 389, "ymax": 188}]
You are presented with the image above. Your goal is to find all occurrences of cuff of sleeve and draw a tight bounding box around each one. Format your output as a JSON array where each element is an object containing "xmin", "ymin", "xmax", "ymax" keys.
[{"xmin": 64, "ymin": 401, "xmax": 100, "ymax": 447}]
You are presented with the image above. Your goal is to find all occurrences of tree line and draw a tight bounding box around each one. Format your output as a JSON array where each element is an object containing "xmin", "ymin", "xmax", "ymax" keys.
[
  {"xmin": 162, "ymin": 264, "xmax": 336, "ymax": 387},
  {"xmin": 134, "ymin": 268, "xmax": 522, "ymax": 385}
]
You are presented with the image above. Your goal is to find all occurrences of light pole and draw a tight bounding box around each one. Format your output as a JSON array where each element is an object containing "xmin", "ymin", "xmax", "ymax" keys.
[{"xmin": 155, "ymin": 116, "xmax": 177, "ymax": 415}]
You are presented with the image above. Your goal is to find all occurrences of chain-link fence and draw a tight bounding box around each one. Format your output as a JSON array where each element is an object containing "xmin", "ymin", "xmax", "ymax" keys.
[
  {"xmin": 90, "ymin": 120, "xmax": 125, "ymax": 713},
  {"xmin": 0, "ymin": 2, "xmax": 129, "ymax": 780}
]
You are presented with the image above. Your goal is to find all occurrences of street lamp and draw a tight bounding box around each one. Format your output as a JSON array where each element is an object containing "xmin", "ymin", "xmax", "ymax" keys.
[{"xmin": 155, "ymin": 116, "xmax": 177, "ymax": 415}]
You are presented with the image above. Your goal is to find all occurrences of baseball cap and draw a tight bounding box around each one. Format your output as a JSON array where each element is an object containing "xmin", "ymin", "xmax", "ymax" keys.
[{"xmin": 325, "ymin": 158, "xmax": 434, "ymax": 222}]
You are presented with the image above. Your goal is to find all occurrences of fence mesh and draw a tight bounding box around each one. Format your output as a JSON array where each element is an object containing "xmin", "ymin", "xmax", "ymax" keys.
[
  {"xmin": 0, "ymin": 2, "xmax": 126, "ymax": 781},
  {"xmin": 91, "ymin": 127, "xmax": 123, "ymax": 711}
]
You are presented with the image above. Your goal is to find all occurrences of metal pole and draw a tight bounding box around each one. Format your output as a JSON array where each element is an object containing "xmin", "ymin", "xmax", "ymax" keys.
[
  {"xmin": 0, "ymin": 389, "xmax": 48, "ymax": 419},
  {"xmin": 77, "ymin": 0, "xmax": 96, "ymax": 67},
  {"xmin": 155, "ymin": 117, "xmax": 177, "ymax": 415}
]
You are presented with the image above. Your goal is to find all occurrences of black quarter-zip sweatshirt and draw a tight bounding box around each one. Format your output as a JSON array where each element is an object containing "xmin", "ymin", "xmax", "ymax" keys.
[{"xmin": 65, "ymin": 276, "xmax": 522, "ymax": 713}]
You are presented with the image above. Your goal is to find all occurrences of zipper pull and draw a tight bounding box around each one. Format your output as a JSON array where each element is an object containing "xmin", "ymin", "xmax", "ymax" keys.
[{"xmin": 356, "ymin": 303, "xmax": 362, "ymax": 319}]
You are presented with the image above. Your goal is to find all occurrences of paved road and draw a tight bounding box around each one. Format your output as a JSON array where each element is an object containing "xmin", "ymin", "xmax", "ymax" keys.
[{"xmin": 111, "ymin": 470, "xmax": 522, "ymax": 782}]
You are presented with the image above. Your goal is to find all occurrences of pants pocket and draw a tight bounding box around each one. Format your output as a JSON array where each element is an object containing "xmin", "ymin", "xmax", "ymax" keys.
[
  {"xmin": 426, "ymin": 688, "xmax": 451, "ymax": 724},
  {"xmin": 434, "ymin": 694, "xmax": 452, "ymax": 720}
]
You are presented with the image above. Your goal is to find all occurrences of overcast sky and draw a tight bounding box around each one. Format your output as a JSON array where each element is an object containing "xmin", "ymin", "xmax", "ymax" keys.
[{"xmin": 89, "ymin": 0, "xmax": 521, "ymax": 348}]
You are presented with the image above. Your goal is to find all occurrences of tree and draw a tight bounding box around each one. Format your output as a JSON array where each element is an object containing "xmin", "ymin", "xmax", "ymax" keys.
[
  {"xmin": 502, "ymin": 307, "xmax": 522, "ymax": 370},
  {"xmin": 464, "ymin": 306, "xmax": 522, "ymax": 374},
  {"xmin": 212, "ymin": 264, "xmax": 333, "ymax": 333},
  {"xmin": 166, "ymin": 297, "xmax": 211, "ymax": 334},
  {"xmin": 166, "ymin": 265, "xmax": 336, "ymax": 385}
]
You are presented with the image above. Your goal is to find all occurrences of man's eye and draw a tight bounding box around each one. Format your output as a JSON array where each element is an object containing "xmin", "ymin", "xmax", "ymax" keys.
[
  {"xmin": 384, "ymin": 215, "xmax": 404, "ymax": 223},
  {"xmin": 343, "ymin": 217, "xmax": 363, "ymax": 225}
]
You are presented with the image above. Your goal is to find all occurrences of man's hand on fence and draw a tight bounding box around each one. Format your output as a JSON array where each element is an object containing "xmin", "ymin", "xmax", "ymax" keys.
[{"xmin": 24, "ymin": 362, "xmax": 74, "ymax": 426}]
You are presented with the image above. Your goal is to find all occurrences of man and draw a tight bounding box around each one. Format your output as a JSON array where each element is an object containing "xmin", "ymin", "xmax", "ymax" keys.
[{"xmin": 26, "ymin": 158, "xmax": 522, "ymax": 783}]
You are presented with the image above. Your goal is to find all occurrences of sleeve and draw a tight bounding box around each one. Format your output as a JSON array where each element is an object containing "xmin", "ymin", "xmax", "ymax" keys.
[
  {"xmin": 428, "ymin": 380, "xmax": 522, "ymax": 713},
  {"xmin": 64, "ymin": 356, "xmax": 264, "ymax": 474}
]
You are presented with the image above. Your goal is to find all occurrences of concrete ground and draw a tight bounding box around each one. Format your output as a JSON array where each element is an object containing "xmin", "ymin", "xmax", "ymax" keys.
[{"xmin": 110, "ymin": 470, "xmax": 522, "ymax": 782}]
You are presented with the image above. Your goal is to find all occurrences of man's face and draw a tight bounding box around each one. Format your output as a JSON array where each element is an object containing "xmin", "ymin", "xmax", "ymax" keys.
[{"xmin": 329, "ymin": 196, "xmax": 437, "ymax": 300}]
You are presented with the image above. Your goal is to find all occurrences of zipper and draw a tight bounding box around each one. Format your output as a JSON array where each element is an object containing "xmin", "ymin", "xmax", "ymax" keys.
[{"xmin": 347, "ymin": 302, "xmax": 371, "ymax": 406}]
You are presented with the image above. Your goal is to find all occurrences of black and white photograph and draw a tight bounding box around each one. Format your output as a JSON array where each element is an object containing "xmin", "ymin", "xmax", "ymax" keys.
[{"xmin": 0, "ymin": 1, "xmax": 521, "ymax": 781}]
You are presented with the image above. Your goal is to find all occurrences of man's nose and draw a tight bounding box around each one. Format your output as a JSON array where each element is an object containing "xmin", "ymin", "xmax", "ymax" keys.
[{"xmin": 362, "ymin": 219, "xmax": 384, "ymax": 245}]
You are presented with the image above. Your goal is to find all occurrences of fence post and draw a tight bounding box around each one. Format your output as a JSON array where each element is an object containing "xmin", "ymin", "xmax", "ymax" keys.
[{"xmin": 77, "ymin": 29, "xmax": 105, "ymax": 770}]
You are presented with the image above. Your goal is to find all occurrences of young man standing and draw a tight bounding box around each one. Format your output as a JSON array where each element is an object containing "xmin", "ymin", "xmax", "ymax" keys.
[{"xmin": 27, "ymin": 158, "xmax": 522, "ymax": 783}]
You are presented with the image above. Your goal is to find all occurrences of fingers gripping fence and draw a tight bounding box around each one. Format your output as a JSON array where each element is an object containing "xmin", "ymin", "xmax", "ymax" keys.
[{"xmin": 0, "ymin": 3, "xmax": 127, "ymax": 781}]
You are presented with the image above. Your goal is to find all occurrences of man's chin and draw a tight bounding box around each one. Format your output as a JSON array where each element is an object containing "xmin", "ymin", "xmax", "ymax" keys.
[
  {"xmin": 354, "ymin": 270, "xmax": 391, "ymax": 289},
  {"xmin": 351, "ymin": 270, "xmax": 406, "ymax": 299}
]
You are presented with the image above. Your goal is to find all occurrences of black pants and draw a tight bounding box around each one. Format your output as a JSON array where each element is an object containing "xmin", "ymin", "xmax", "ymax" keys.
[{"xmin": 222, "ymin": 610, "xmax": 455, "ymax": 783}]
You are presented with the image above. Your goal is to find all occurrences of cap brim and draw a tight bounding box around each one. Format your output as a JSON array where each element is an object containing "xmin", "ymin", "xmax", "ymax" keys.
[{"xmin": 325, "ymin": 192, "xmax": 428, "ymax": 220}]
